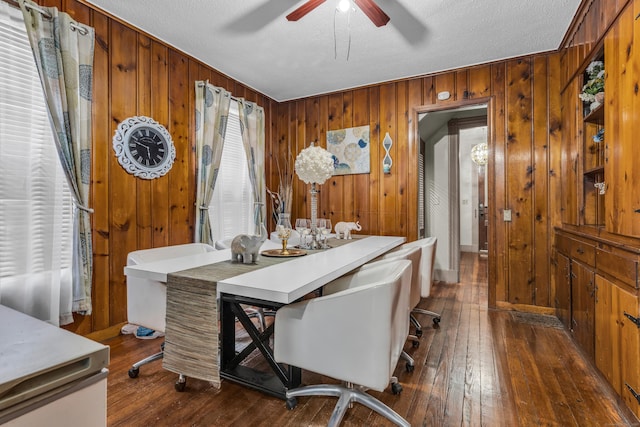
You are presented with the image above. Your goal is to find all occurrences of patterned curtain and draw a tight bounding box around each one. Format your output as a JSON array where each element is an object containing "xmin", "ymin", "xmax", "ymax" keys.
[
  {"xmin": 194, "ymin": 81, "xmax": 231, "ymax": 245},
  {"xmin": 18, "ymin": 0, "xmax": 95, "ymax": 315},
  {"xmin": 237, "ymin": 99, "xmax": 266, "ymax": 233}
]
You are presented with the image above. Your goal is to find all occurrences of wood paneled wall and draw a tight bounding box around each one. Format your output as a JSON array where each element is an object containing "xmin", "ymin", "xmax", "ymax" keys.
[
  {"xmin": 37, "ymin": 0, "xmax": 277, "ymax": 335},
  {"xmin": 271, "ymin": 56, "xmax": 563, "ymax": 310},
  {"xmin": 30, "ymin": 0, "xmax": 609, "ymax": 334}
]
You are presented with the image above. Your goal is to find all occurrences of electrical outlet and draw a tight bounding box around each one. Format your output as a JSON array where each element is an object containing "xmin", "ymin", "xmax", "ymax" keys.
[{"xmin": 503, "ymin": 209, "xmax": 512, "ymax": 222}]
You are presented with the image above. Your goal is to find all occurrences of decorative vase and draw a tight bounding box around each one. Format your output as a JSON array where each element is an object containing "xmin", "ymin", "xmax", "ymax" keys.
[
  {"xmin": 308, "ymin": 183, "xmax": 322, "ymax": 250},
  {"xmin": 595, "ymin": 91, "xmax": 605, "ymax": 104}
]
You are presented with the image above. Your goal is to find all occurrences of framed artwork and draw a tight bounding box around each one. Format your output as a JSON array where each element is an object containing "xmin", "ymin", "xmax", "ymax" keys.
[{"xmin": 326, "ymin": 125, "xmax": 370, "ymax": 175}]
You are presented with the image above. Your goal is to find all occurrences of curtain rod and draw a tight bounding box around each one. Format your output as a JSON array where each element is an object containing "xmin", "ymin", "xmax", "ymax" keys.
[
  {"xmin": 5, "ymin": 0, "xmax": 89, "ymax": 35},
  {"xmin": 197, "ymin": 81, "xmax": 243, "ymax": 103}
]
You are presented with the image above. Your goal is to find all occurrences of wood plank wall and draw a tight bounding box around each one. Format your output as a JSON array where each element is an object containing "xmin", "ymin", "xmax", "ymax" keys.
[
  {"xmin": 26, "ymin": 0, "xmax": 627, "ymax": 334},
  {"xmin": 271, "ymin": 55, "xmax": 562, "ymax": 310},
  {"xmin": 33, "ymin": 0, "xmax": 277, "ymax": 335}
]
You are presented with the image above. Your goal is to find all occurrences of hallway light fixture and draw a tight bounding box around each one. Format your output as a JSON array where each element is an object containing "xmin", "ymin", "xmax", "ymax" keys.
[
  {"xmin": 471, "ymin": 142, "xmax": 488, "ymax": 166},
  {"xmin": 336, "ymin": 0, "xmax": 351, "ymax": 13}
]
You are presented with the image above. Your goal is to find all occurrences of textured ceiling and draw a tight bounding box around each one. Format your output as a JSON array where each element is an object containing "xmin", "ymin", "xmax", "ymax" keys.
[{"xmin": 83, "ymin": 0, "xmax": 581, "ymax": 101}]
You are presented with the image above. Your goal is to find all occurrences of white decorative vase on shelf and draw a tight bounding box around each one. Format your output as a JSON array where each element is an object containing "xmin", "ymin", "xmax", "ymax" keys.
[{"xmin": 590, "ymin": 92, "xmax": 605, "ymax": 112}]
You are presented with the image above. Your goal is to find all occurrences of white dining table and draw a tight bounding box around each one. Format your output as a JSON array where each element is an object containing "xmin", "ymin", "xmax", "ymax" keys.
[{"xmin": 123, "ymin": 235, "xmax": 405, "ymax": 398}]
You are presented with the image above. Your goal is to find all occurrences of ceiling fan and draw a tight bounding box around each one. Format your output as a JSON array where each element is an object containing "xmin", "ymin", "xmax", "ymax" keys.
[{"xmin": 286, "ymin": 0, "xmax": 391, "ymax": 27}]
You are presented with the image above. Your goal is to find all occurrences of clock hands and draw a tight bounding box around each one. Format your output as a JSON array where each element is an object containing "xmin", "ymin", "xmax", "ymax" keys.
[{"xmin": 133, "ymin": 140, "xmax": 150, "ymax": 158}]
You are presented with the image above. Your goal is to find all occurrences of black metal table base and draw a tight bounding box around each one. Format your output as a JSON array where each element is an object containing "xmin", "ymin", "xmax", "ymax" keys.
[{"xmin": 220, "ymin": 293, "xmax": 301, "ymax": 399}]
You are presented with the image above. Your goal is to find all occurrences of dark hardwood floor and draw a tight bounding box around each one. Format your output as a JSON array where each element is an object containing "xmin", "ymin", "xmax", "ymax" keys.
[{"xmin": 104, "ymin": 253, "xmax": 639, "ymax": 426}]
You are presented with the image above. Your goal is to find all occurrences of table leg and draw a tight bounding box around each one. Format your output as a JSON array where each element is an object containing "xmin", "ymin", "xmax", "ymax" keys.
[{"xmin": 219, "ymin": 293, "xmax": 301, "ymax": 399}]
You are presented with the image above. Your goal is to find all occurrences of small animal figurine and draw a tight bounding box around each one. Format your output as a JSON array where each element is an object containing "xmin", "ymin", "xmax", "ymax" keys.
[
  {"xmin": 334, "ymin": 221, "xmax": 362, "ymax": 239},
  {"xmin": 231, "ymin": 224, "xmax": 267, "ymax": 264}
]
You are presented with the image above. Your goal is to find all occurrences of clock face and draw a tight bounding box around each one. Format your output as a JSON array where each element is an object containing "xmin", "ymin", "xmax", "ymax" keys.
[
  {"xmin": 127, "ymin": 126, "xmax": 168, "ymax": 167},
  {"xmin": 113, "ymin": 116, "xmax": 176, "ymax": 179}
]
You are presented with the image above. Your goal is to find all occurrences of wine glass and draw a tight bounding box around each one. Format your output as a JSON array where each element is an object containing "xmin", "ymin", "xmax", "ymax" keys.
[
  {"xmin": 322, "ymin": 219, "xmax": 332, "ymax": 248},
  {"xmin": 276, "ymin": 213, "xmax": 292, "ymax": 255},
  {"xmin": 295, "ymin": 218, "xmax": 308, "ymax": 248},
  {"xmin": 316, "ymin": 219, "xmax": 327, "ymax": 248}
]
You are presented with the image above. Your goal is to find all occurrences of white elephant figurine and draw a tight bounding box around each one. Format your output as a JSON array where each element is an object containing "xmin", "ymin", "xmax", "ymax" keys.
[
  {"xmin": 334, "ymin": 221, "xmax": 362, "ymax": 239},
  {"xmin": 231, "ymin": 224, "xmax": 267, "ymax": 264}
]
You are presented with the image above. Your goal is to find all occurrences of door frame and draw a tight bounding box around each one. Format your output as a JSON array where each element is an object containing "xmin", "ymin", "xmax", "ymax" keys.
[{"xmin": 411, "ymin": 97, "xmax": 493, "ymax": 292}]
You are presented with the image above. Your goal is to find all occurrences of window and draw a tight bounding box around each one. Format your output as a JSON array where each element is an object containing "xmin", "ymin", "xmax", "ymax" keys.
[
  {"xmin": 208, "ymin": 101, "xmax": 255, "ymax": 242},
  {"xmin": 0, "ymin": 2, "xmax": 74, "ymax": 326}
]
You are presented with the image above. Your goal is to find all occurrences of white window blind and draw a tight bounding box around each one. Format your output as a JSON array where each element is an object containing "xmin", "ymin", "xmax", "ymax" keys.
[
  {"xmin": 209, "ymin": 101, "xmax": 255, "ymax": 242},
  {"xmin": 0, "ymin": 2, "xmax": 74, "ymax": 325}
]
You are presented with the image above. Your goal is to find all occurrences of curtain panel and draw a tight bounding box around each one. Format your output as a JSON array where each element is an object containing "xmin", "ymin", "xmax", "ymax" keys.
[
  {"xmin": 237, "ymin": 99, "xmax": 266, "ymax": 233},
  {"xmin": 194, "ymin": 81, "xmax": 232, "ymax": 245},
  {"xmin": 18, "ymin": 0, "xmax": 95, "ymax": 316}
]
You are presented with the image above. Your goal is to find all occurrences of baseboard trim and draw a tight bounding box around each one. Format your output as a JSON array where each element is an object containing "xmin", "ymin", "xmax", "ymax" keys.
[{"xmin": 495, "ymin": 301, "xmax": 555, "ymax": 315}]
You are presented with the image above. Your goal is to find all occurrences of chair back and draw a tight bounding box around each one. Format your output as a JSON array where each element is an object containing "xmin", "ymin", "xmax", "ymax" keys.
[
  {"xmin": 275, "ymin": 259, "xmax": 411, "ymax": 391},
  {"xmin": 378, "ymin": 246, "xmax": 422, "ymax": 309},
  {"xmin": 126, "ymin": 243, "xmax": 215, "ymax": 331},
  {"xmin": 402, "ymin": 237, "xmax": 437, "ymax": 297}
]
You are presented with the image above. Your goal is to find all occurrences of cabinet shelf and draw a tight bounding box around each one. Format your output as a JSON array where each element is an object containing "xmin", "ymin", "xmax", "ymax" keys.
[
  {"xmin": 584, "ymin": 166, "xmax": 604, "ymax": 177},
  {"xmin": 584, "ymin": 103, "xmax": 604, "ymax": 124}
]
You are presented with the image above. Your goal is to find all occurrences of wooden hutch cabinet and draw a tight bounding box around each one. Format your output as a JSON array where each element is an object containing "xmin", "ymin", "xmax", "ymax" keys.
[{"xmin": 556, "ymin": 1, "xmax": 640, "ymax": 419}]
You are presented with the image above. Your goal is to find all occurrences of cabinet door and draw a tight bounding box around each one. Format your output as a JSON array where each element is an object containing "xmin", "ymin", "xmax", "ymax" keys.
[
  {"xmin": 595, "ymin": 275, "xmax": 640, "ymax": 418},
  {"xmin": 571, "ymin": 261, "xmax": 595, "ymax": 359},
  {"xmin": 554, "ymin": 252, "xmax": 571, "ymax": 330},
  {"xmin": 617, "ymin": 284, "xmax": 640, "ymax": 417},
  {"xmin": 595, "ymin": 275, "xmax": 618, "ymax": 389}
]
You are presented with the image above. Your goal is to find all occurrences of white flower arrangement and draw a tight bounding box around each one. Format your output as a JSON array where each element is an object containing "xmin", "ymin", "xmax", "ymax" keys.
[{"xmin": 294, "ymin": 144, "xmax": 334, "ymax": 184}]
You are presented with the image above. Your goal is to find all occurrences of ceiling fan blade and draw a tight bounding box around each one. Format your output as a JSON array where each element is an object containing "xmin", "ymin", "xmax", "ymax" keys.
[
  {"xmin": 286, "ymin": 0, "xmax": 327, "ymax": 21},
  {"xmin": 353, "ymin": 0, "xmax": 390, "ymax": 27}
]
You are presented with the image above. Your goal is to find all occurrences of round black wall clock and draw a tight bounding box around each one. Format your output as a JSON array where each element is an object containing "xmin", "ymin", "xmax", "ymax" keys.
[{"xmin": 113, "ymin": 116, "xmax": 176, "ymax": 179}]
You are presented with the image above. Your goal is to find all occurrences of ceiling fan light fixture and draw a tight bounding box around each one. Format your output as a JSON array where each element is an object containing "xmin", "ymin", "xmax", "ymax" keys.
[{"xmin": 336, "ymin": 0, "xmax": 351, "ymax": 13}]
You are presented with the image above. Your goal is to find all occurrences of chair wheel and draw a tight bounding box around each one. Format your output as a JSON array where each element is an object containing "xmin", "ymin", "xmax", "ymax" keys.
[
  {"xmin": 406, "ymin": 362, "xmax": 415, "ymax": 373},
  {"xmin": 286, "ymin": 397, "xmax": 297, "ymax": 410},
  {"xmin": 391, "ymin": 382, "xmax": 403, "ymax": 395},
  {"xmin": 128, "ymin": 368, "xmax": 139, "ymax": 378},
  {"xmin": 415, "ymin": 328, "xmax": 423, "ymax": 338},
  {"xmin": 412, "ymin": 339, "xmax": 420, "ymax": 348},
  {"xmin": 175, "ymin": 379, "xmax": 186, "ymax": 392}
]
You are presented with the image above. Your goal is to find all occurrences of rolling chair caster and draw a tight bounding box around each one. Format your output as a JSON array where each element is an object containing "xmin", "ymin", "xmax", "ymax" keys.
[
  {"xmin": 286, "ymin": 397, "xmax": 298, "ymax": 410},
  {"xmin": 175, "ymin": 374, "xmax": 187, "ymax": 392}
]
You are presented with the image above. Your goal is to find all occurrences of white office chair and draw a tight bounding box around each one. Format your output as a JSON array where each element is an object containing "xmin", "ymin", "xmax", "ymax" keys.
[
  {"xmin": 402, "ymin": 237, "xmax": 440, "ymax": 333},
  {"xmin": 274, "ymin": 260, "xmax": 412, "ymax": 427},
  {"xmin": 367, "ymin": 246, "xmax": 422, "ymax": 372},
  {"xmin": 126, "ymin": 243, "xmax": 215, "ymax": 386}
]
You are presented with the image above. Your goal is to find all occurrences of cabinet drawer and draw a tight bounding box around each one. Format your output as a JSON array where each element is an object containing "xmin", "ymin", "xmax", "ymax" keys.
[
  {"xmin": 555, "ymin": 234, "xmax": 572, "ymax": 256},
  {"xmin": 596, "ymin": 249, "xmax": 638, "ymax": 289},
  {"xmin": 570, "ymin": 241, "xmax": 596, "ymax": 266}
]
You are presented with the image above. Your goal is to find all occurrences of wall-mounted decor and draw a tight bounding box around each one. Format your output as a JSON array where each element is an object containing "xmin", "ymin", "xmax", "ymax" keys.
[
  {"xmin": 382, "ymin": 132, "xmax": 393, "ymax": 174},
  {"xmin": 326, "ymin": 125, "xmax": 370, "ymax": 175},
  {"xmin": 113, "ymin": 115, "xmax": 176, "ymax": 179}
]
